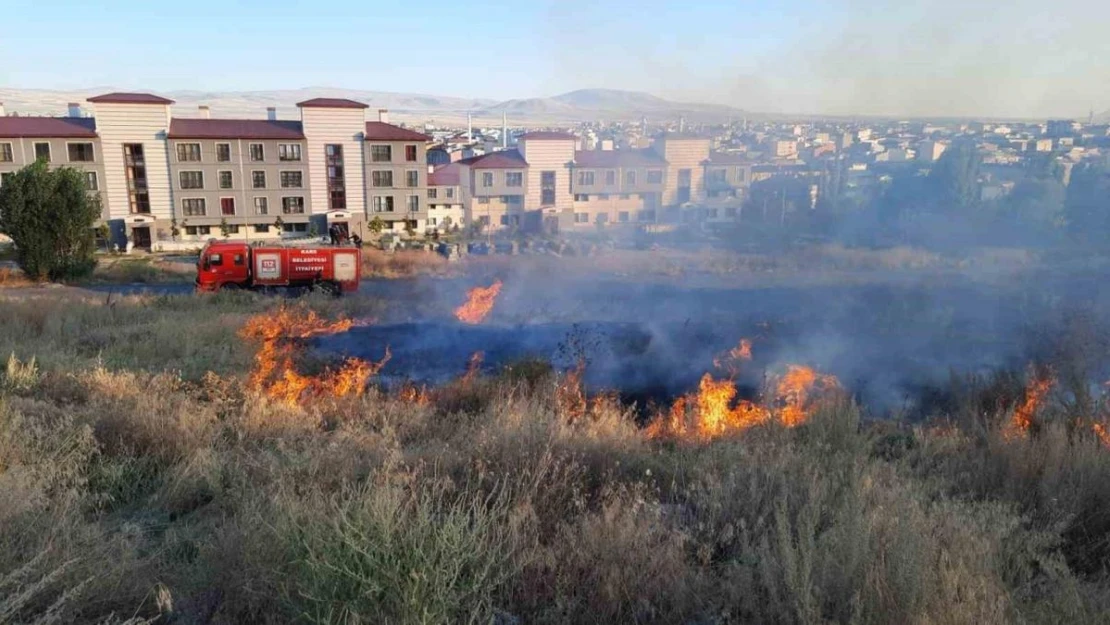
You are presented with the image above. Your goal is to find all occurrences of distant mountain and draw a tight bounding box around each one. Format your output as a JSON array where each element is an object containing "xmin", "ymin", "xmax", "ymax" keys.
[
  {"xmin": 1095, "ymin": 109, "xmax": 1110, "ymax": 124},
  {"xmin": 0, "ymin": 86, "xmax": 744, "ymax": 124}
]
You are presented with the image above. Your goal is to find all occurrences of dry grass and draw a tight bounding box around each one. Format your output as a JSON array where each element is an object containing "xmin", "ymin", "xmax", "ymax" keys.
[
  {"xmin": 361, "ymin": 249, "xmax": 458, "ymax": 279},
  {"xmin": 1, "ymin": 295, "xmax": 1110, "ymax": 623}
]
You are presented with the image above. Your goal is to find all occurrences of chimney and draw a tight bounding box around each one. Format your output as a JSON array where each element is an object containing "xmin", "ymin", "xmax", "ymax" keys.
[
  {"xmin": 467, "ymin": 112, "xmax": 473, "ymax": 142},
  {"xmin": 198, "ymin": 105, "xmax": 211, "ymax": 119},
  {"xmin": 502, "ymin": 112, "xmax": 507, "ymax": 149},
  {"xmin": 67, "ymin": 102, "xmax": 82, "ymax": 118},
  {"xmin": 266, "ymin": 107, "xmax": 277, "ymax": 121},
  {"xmin": 378, "ymin": 109, "xmax": 389, "ymax": 124}
]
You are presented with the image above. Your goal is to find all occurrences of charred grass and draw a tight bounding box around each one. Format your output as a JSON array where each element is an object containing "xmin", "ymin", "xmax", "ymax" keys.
[{"xmin": 3, "ymin": 295, "xmax": 1110, "ymax": 623}]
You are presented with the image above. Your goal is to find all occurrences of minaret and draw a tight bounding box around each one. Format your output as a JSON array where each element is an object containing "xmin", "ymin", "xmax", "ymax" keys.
[
  {"xmin": 502, "ymin": 112, "xmax": 508, "ymax": 149},
  {"xmin": 467, "ymin": 112, "xmax": 472, "ymax": 142}
]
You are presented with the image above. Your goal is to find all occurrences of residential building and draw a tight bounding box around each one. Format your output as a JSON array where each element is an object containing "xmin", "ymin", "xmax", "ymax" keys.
[
  {"xmin": 363, "ymin": 111, "xmax": 433, "ymax": 233},
  {"xmin": 569, "ymin": 148, "xmax": 667, "ymax": 227},
  {"xmin": 427, "ymin": 163, "xmax": 465, "ymax": 233},
  {"xmin": 457, "ymin": 150, "xmax": 529, "ymax": 231}
]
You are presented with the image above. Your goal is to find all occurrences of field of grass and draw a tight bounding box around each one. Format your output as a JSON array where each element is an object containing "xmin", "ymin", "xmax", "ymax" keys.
[{"xmin": 4, "ymin": 292, "xmax": 1110, "ymax": 623}]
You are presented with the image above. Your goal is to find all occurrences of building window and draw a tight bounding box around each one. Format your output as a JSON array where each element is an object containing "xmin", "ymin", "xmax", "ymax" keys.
[
  {"xmin": 325, "ymin": 144, "xmax": 346, "ymax": 209},
  {"xmin": 179, "ymin": 171, "xmax": 204, "ymax": 189},
  {"xmin": 225, "ymin": 225, "xmax": 240, "ymax": 234},
  {"xmin": 506, "ymin": 171, "xmax": 523, "ymax": 187},
  {"xmin": 0, "ymin": 143, "xmax": 13, "ymax": 162},
  {"xmin": 406, "ymin": 170, "xmax": 419, "ymax": 187},
  {"xmin": 596, "ymin": 213, "xmax": 609, "ymax": 225},
  {"xmin": 598, "ymin": 193, "xmax": 610, "ymax": 200},
  {"xmin": 445, "ymin": 188, "xmax": 454, "ymax": 199},
  {"xmin": 574, "ymin": 212, "xmax": 589, "ymax": 223},
  {"xmin": 176, "ymin": 143, "xmax": 201, "ymax": 162},
  {"xmin": 254, "ymin": 197, "xmax": 268, "ymax": 215},
  {"xmin": 34, "ymin": 142, "xmax": 51, "ymax": 162},
  {"xmin": 218, "ymin": 170, "xmax": 233, "ymax": 190},
  {"xmin": 221, "ymin": 197, "xmax": 236, "ymax": 216},
  {"xmin": 647, "ymin": 170, "xmax": 663, "ymax": 184},
  {"xmin": 541, "ymin": 171, "xmax": 556, "ymax": 205},
  {"xmin": 280, "ymin": 171, "xmax": 303, "ymax": 188},
  {"xmin": 709, "ymin": 169, "xmax": 727, "ymax": 184},
  {"xmin": 407, "ymin": 195, "xmax": 420, "ymax": 213},
  {"xmin": 618, "ymin": 211, "xmax": 629, "ymax": 222},
  {"xmin": 620, "ymin": 193, "xmax": 630, "ymax": 200},
  {"xmin": 67, "ymin": 143, "xmax": 94, "ymax": 162},
  {"xmin": 371, "ymin": 145, "xmax": 392, "ymax": 162},
  {"xmin": 123, "ymin": 144, "xmax": 149, "ymax": 214},
  {"xmin": 405, "ymin": 145, "xmax": 417, "ymax": 162},
  {"xmin": 216, "ymin": 143, "xmax": 231, "ymax": 162},
  {"xmin": 371, "ymin": 171, "xmax": 393, "ymax": 187},
  {"xmin": 252, "ymin": 171, "xmax": 266, "ymax": 189},
  {"xmin": 482, "ymin": 172, "xmax": 493, "ymax": 187},
  {"xmin": 428, "ymin": 188, "xmax": 438, "ymax": 199},
  {"xmin": 249, "ymin": 143, "xmax": 265, "ymax": 162},
  {"xmin": 606, "ymin": 170, "xmax": 616, "ymax": 185},
  {"xmin": 279, "ymin": 144, "xmax": 301, "ymax": 161},
  {"xmin": 84, "ymin": 171, "xmax": 98, "ymax": 191},
  {"xmin": 282, "ymin": 196, "xmax": 305, "ymax": 214},
  {"xmin": 625, "ymin": 170, "xmax": 636, "ymax": 185},
  {"xmin": 253, "ymin": 224, "xmax": 269, "ymax": 233},
  {"xmin": 372, "ymin": 196, "xmax": 394, "ymax": 213},
  {"xmin": 478, "ymin": 215, "xmax": 490, "ymax": 226},
  {"xmin": 638, "ymin": 209, "xmax": 656, "ymax": 222},
  {"xmin": 574, "ymin": 194, "xmax": 589, "ymax": 202},
  {"xmin": 499, "ymin": 215, "xmax": 509, "ymax": 226},
  {"xmin": 577, "ymin": 171, "xmax": 595, "ymax": 186},
  {"xmin": 182, "ymin": 198, "xmax": 206, "ymax": 216},
  {"xmin": 283, "ymin": 222, "xmax": 308, "ymax": 233},
  {"xmin": 477, "ymin": 196, "xmax": 490, "ymax": 205},
  {"xmin": 184, "ymin": 226, "xmax": 198, "ymax": 236}
]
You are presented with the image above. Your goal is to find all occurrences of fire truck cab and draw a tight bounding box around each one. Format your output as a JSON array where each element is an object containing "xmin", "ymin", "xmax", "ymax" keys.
[{"xmin": 195, "ymin": 241, "xmax": 361, "ymax": 294}]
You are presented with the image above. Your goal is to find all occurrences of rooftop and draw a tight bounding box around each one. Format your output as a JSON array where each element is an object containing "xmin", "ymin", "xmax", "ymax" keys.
[
  {"xmin": 458, "ymin": 149, "xmax": 529, "ymax": 169},
  {"xmin": 296, "ymin": 98, "xmax": 368, "ymax": 109},
  {"xmin": 167, "ymin": 118, "xmax": 305, "ymax": 140},
  {"xmin": 86, "ymin": 92, "xmax": 175, "ymax": 105},
  {"xmin": 0, "ymin": 117, "xmax": 98, "ymax": 138},
  {"xmin": 364, "ymin": 122, "xmax": 431, "ymax": 142},
  {"xmin": 518, "ymin": 131, "xmax": 578, "ymax": 141},
  {"xmin": 428, "ymin": 163, "xmax": 461, "ymax": 186},
  {"xmin": 573, "ymin": 148, "xmax": 667, "ymax": 168},
  {"xmin": 705, "ymin": 151, "xmax": 752, "ymax": 165}
]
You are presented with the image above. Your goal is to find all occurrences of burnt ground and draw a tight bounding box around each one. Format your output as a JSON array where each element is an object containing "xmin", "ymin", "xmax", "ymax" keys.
[{"xmin": 316, "ymin": 265, "xmax": 1110, "ymax": 417}]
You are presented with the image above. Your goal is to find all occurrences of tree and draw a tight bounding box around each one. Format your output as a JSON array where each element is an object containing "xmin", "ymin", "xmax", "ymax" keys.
[
  {"xmin": 0, "ymin": 161, "xmax": 99, "ymax": 281},
  {"xmin": 219, "ymin": 217, "xmax": 231, "ymax": 239},
  {"xmin": 368, "ymin": 215, "xmax": 385, "ymax": 235},
  {"xmin": 273, "ymin": 216, "xmax": 285, "ymax": 235},
  {"xmin": 926, "ymin": 141, "xmax": 981, "ymax": 211}
]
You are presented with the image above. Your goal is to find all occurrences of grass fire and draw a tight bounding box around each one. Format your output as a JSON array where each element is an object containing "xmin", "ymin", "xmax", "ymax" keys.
[{"xmin": 8, "ymin": 255, "xmax": 1110, "ymax": 624}]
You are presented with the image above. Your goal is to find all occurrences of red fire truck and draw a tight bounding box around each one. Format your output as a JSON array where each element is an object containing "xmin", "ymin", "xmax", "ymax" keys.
[{"xmin": 195, "ymin": 241, "xmax": 361, "ymax": 294}]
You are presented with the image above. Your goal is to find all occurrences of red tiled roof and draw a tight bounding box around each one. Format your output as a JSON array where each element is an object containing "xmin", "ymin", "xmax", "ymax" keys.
[
  {"xmin": 706, "ymin": 151, "xmax": 751, "ymax": 165},
  {"xmin": 458, "ymin": 149, "xmax": 528, "ymax": 169},
  {"xmin": 87, "ymin": 92, "xmax": 174, "ymax": 105},
  {"xmin": 167, "ymin": 118, "xmax": 305, "ymax": 140},
  {"xmin": 428, "ymin": 163, "xmax": 461, "ymax": 186},
  {"xmin": 573, "ymin": 148, "xmax": 667, "ymax": 168},
  {"xmin": 518, "ymin": 131, "xmax": 578, "ymax": 141},
  {"xmin": 296, "ymin": 98, "xmax": 368, "ymax": 109},
  {"xmin": 0, "ymin": 117, "xmax": 97, "ymax": 138},
  {"xmin": 364, "ymin": 122, "xmax": 431, "ymax": 141}
]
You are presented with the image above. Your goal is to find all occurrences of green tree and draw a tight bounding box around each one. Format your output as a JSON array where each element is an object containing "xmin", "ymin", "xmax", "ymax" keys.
[
  {"xmin": 273, "ymin": 216, "xmax": 285, "ymax": 235},
  {"xmin": 369, "ymin": 215, "xmax": 385, "ymax": 235},
  {"xmin": 219, "ymin": 217, "xmax": 231, "ymax": 238},
  {"xmin": 926, "ymin": 142, "xmax": 981, "ymax": 211},
  {"xmin": 0, "ymin": 161, "xmax": 99, "ymax": 281}
]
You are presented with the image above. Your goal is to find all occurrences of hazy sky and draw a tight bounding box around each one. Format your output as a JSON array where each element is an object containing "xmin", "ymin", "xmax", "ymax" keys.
[{"xmin": 2, "ymin": 0, "xmax": 1107, "ymax": 118}]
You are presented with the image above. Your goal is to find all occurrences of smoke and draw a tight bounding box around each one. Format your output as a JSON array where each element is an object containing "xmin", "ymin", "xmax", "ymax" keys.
[{"xmin": 542, "ymin": 0, "xmax": 1110, "ymax": 118}]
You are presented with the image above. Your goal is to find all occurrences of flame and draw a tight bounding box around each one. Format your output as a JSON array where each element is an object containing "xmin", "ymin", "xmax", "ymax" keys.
[
  {"xmin": 398, "ymin": 383, "xmax": 431, "ymax": 406},
  {"xmin": 713, "ymin": 338, "xmax": 753, "ymax": 377},
  {"xmin": 1006, "ymin": 373, "xmax": 1054, "ymax": 438},
  {"xmin": 647, "ymin": 365, "xmax": 839, "ymax": 442},
  {"xmin": 557, "ymin": 361, "xmax": 588, "ymax": 423},
  {"xmin": 1093, "ymin": 423, "xmax": 1110, "ymax": 449},
  {"xmin": 455, "ymin": 280, "xmax": 503, "ymax": 324},
  {"xmin": 239, "ymin": 306, "xmax": 389, "ymax": 405},
  {"xmin": 461, "ymin": 351, "xmax": 484, "ymax": 385}
]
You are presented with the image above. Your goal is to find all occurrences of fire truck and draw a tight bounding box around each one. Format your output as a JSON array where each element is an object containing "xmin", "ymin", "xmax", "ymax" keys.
[{"xmin": 195, "ymin": 241, "xmax": 361, "ymax": 295}]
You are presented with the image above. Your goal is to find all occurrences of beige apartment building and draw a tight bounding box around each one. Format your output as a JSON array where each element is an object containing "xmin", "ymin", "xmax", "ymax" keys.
[
  {"xmin": 427, "ymin": 163, "xmax": 466, "ymax": 233},
  {"xmin": 457, "ymin": 150, "xmax": 529, "ymax": 231},
  {"xmin": 0, "ymin": 113, "xmax": 107, "ymax": 220},
  {"xmin": 568, "ymin": 148, "xmax": 666, "ymax": 227},
  {"xmin": 363, "ymin": 116, "xmax": 432, "ymax": 234}
]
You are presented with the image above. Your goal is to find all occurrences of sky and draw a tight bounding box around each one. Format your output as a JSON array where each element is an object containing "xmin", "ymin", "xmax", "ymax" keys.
[{"xmin": 2, "ymin": 0, "xmax": 1108, "ymax": 118}]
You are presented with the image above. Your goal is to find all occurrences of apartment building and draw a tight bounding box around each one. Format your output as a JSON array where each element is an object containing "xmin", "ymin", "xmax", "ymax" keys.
[
  {"xmin": 427, "ymin": 163, "xmax": 465, "ymax": 233},
  {"xmin": 0, "ymin": 92, "xmax": 438, "ymax": 248},
  {"xmin": 458, "ymin": 150, "xmax": 529, "ymax": 230},
  {"xmin": 0, "ymin": 111, "xmax": 107, "ymax": 220},
  {"xmin": 568, "ymin": 148, "xmax": 666, "ymax": 226},
  {"xmin": 363, "ymin": 114, "xmax": 432, "ymax": 233}
]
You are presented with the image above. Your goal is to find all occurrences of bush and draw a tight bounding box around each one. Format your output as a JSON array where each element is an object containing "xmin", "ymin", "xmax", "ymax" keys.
[{"xmin": 0, "ymin": 161, "xmax": 100, "ymax": 281}]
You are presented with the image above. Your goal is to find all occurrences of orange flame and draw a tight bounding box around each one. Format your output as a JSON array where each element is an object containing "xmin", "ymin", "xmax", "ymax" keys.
[
  {"xmin": 455, "ymin": 280, "xmax": 503, "ymax": 324},
  {"xmin": 1093, "ymin": 423, "xmax": 1110, "ymax": 449},
  {"xmin": 461, "ymin": 351, "xmax": 484, "ymax": 385},
  {"xmin": 713, "ymin": 338, "xmax": 753, "ymax": 377},
  {"xmin": 647, "ymin": 365, "xmax": 839, "ymax": 442},
  {"xmin": 239, "ymin": 306, "xmax": 389, "ymax": 405},
  {"xmin": 1007, "ymin": 373, "xmax": 1054, "ymax": 438},
  {"xmin": 557, "ymin": 361, "xmax": 588, "ymax": 423}
]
